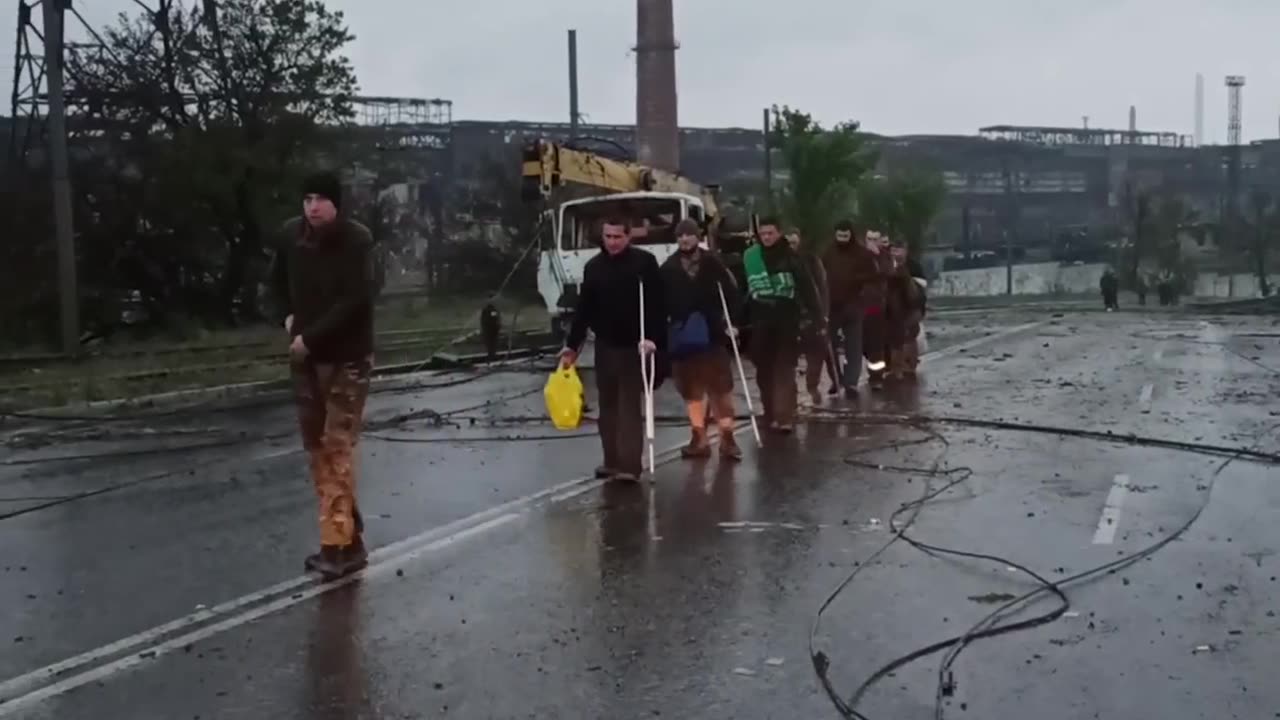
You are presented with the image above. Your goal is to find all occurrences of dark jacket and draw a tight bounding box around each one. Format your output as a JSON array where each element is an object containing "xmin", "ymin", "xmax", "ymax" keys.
[
  {"xmin": 269, "ymin": 217, "xmax": 376, "ymax": 363},
  {"xmin": 887, "ymin": 259, "xmax": 926, "ymax": 320},
  {"xmin": 861, "ymin": 250, "xmax": 895, "ymax": 312},
  {"xmin": 796, "ymin": 252, "xmax": 830, "ymax": 332},
  {"xmin": 747, "ymin": 241, "xmax": 822, "ymax": 333},
  {"xmin": 822, "ymin": 241, "xmax": 882, "ymax": 320},
  {"xmin": 565, "ymin": 245, "xmax": 665, "ymax": 352},
  {"xmin": 659, "ymin": 248, "xmax": 742, "ymax": 347}
]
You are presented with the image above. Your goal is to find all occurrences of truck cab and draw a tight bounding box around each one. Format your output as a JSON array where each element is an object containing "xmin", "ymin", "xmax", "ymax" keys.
[{"xmin": 537, "ymin": 191, "xmax": 708, "ymax": 338}]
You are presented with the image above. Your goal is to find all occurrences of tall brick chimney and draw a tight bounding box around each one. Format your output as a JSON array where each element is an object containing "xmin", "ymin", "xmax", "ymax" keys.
[{"xmin": 635, "ymin": 0, "xmax": 679, "ymax": 171}]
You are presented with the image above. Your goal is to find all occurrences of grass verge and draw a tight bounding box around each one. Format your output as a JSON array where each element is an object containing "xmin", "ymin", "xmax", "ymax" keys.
[{"xmin": 0, "ymin": 294, "xmax": 548, "ymax": 410}]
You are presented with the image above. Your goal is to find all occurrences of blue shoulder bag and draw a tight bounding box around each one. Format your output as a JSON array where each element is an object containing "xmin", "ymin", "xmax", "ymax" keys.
[{"xmin": 668, "ymin": 311, "xmax": 711, "ymax": 359}]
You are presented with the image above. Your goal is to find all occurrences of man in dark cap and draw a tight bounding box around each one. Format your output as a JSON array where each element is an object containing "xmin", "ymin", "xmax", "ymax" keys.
[{"xmin": 270, "ymin": 170, "xmax": 378, "ymax": 579}]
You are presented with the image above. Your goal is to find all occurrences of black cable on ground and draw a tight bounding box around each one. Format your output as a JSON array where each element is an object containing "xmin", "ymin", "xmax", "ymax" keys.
[
  {"xmin": 0, "ymin": 433, "xmax": 292, "ymax": 468},
  {"xmin": 806, "ymin": 409, "xmax": 1280, "ymax": 720},
  {"xmin": 1129, "ymin": 328, "xmax": 1280, "ymax": 375},
  {"xmin": 805, "ymin": 408, "xmax": 1280, "ymax": 465}
]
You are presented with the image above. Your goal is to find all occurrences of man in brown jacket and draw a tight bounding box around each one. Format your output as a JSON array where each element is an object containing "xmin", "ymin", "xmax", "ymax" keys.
[
  {"xmin": 822, "ymin": 220, "xmax": 878, "ymax": 397},
  {"xmin": 270, "ymin": 171, "xmax": 377, "ymax": 580}
]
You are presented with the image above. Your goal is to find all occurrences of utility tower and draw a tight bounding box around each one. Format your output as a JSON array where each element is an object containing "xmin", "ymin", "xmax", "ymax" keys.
[
  {"xmin": 8, "ymin": 0, "xmax": 89, "ymax": 354},
  {"xmin": 634, "ymin": 0, "xmax": 679, "ymax": 171},
  {"xmin": 9, "ymin": 0, "xmax": 189, "ymax": 353},
  {"xmin": 1225, "ymin": 75, "xmax": 1246, "ymax": 253},
  {"xmin": 1226, "ymin": 75, "xmax": 1245, "ymax": 146}
]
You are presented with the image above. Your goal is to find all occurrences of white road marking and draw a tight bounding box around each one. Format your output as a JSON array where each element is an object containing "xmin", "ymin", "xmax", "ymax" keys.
[
  {"xmin": 0, "ymin": 319, "xmax": 1034, "ymax": 712},
  {"xmin": 0, "ymin": 465, "xmax": 622, "ymax": 705},
  {"xmin": 251, "ymin": 446, "xmax": 299, "ymax": 461},
  {"xmin": 919, "ymin": 321, "xmax": 1046, "ymax": 365},
  {"xmin": 0, "ymin": 513, "xmax": 521, "ymax": 718},
  {"xmin": 1092, "ymin": 474, "xmax": 1131, "ymax": 545},
  {"xmin": 1138, "ymin": 383, "xmax": 1154, "ymax": 414}
]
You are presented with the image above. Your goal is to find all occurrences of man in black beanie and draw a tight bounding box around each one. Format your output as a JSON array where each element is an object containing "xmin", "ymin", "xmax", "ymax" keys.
[{"xmin": 269, "ymin": 170, "xmax": 378, "ymax": 579}]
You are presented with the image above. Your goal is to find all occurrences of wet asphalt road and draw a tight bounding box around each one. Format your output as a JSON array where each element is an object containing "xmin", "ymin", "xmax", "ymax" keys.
[{"xmin": 1, "ymin": 310, "xmax": 1278, "ymax": 719}]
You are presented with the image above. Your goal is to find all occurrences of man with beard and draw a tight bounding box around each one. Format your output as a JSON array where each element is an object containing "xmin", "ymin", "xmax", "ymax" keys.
[
  {"xmin": 271, "ymin": 170, "xmax": 376, "ymax": 579},
  {"xmin": 661, "ymin": 219, "xmax": 744, "ymax": 461},
  {"xmin": 822, "ymin": 220, "xmax": 879, "ymax": 398},
  {"xmin": 743, "ymin": 217, "xmax": 822, "ymax": 433},
  {"xmin": 559, "ymin": 216, "xmax": 664, "ymax": 482}
]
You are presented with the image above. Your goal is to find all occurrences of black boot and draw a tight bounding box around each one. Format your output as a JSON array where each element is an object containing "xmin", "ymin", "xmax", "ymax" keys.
[{"xmin": 309, "ymin": 544, "xmax": 369, "ymax": 580}]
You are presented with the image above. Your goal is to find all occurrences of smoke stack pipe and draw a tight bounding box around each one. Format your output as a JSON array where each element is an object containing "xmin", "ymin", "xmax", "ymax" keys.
[
  {"xmin": 635, "ymin": 0, "xmax": 679, "ymax": 171},
  {"xmin": 1129, "ymin": 105, "xmax": 1137, "ymax": 134},
  {"xmin": 1194, "ymin": 73, "xmax": 1205, "ymax": 147}
]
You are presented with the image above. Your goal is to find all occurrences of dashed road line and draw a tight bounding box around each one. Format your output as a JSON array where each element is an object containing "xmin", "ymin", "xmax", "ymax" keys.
[
  {"xmin": 1138, "ymin": 383, "xmax": 1154, "ymax": 414},
  {"xmin": 1092, "ymin": 474, "xmax": 1131, "ymax": 545}
]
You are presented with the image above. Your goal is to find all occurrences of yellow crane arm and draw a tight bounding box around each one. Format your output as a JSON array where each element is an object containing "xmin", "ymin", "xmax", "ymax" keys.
[{"xmin": 520, "ymin": 138, "xmax": 719, "ymax": 219}]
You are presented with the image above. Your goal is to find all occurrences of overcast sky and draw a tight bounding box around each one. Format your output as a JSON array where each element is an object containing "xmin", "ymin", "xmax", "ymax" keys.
[{"xmin": 4, "ymin": 0, "xmax": 1279, "ymax": 142}]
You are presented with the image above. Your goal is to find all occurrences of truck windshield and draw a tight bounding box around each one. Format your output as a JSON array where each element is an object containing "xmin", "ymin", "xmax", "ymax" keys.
[{"xmin": 560, "ymin": 197, "xmax": 688, "ymax": 250}]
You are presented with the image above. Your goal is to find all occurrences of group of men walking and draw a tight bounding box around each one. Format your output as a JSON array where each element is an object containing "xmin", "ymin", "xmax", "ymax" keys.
[
  {"xmin": 269, "ymin": 170, "xmax": 930, "ymax": 579},
  {"xmin": 559, "ymin": 214, "xmax": 928, "ymax": 483}
]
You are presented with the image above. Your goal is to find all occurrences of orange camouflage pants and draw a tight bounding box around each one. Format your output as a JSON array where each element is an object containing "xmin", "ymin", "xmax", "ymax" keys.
[{"xmin": 292, "ymin": 358, "xmax": 372, "ymax": 548}]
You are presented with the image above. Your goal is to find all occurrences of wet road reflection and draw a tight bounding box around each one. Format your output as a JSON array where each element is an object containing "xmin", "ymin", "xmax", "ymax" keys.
[
  {"xmin": 303, "ymin": 585, "xmax": 369, "ymax": 720},
  {"xmin": 7, "ymin": 315, "xmax": 1280, "ymax": 720}
]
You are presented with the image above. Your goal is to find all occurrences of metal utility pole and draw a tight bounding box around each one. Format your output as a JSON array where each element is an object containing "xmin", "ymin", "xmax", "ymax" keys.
[
  {"xmin": 762, "ymin": 108, "xmax": 772, "ymax": 205},
  {"xmin": 43, "ymin": 0, "xmax": 80, "ymax": 356},
  {"xmin": 567, "ymin": 29, "xmax": 579, "ymax": 139}
]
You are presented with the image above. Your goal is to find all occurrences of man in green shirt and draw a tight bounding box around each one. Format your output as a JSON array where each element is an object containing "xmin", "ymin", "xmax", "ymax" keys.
[{"xmin": 743, "ymin": 217, "xmax": 823, "ymax": 433}]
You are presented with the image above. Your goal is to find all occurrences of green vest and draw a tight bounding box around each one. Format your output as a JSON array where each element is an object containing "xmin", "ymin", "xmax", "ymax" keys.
[{"xmin": 743, "ymin": 244, "xmax": 796, "ymax": 301}]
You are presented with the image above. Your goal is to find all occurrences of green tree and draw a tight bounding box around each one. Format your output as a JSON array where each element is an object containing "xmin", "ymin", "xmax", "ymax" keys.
[
  {"xmin": 1246, "ymin": 190, "xmax": 1277, "ymax": 296},
  {"xmin": 857, "ymin": 171, "xmax": 947, "ymax": 257},
  {"xmin": 769, "ymin": 106, "xmax": 875, "ymax": 251},
  {"xmin": 66, "ymin": 0, "xmax": 357, "ymax": 328}
]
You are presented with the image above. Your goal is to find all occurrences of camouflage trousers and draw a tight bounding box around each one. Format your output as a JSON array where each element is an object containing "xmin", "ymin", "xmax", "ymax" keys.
[{"xmin": 292, "ymin": 357, "xmax": 372, "ymax": 548}]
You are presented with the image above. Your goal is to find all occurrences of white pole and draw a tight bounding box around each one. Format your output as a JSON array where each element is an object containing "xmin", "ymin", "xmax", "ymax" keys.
[
  {"xmin": 639, "ymin": 281, "xmax": 656, "ymax": 478},
  {"xmin": 718, "ymin": 283, "xmax": 761, "ymax": 446}
]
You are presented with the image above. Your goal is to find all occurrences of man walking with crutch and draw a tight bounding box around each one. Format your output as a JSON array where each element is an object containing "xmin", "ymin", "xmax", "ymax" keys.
[
  {"xmin": 559, "ymin": 216, "xmax": 664, "ymax": 482},
  {"xmin": 660, "ymin": 219, "xmax": 746, "ymax": 461}
]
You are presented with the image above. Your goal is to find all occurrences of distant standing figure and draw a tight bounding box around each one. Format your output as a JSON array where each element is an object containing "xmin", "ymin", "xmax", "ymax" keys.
[
  {"xmin": 270, "ymin": 171, "xmax": 378, "ymax": 580},
  {"xmin": 480, "ymin": 301, "xmax": 502, "ymax": 360},
  {"xmin": 1100, "ymin": 269, "xmax": 1119, "ymax": 311}
]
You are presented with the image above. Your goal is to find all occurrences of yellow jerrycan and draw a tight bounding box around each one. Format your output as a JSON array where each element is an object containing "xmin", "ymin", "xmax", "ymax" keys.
[{"xmin": 544, "ymin": 365, "xmax": 585, "ymax": 430}]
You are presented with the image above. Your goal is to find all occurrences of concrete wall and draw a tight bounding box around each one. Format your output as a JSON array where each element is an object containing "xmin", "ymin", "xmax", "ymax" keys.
[
  {"xmin": 1192, "ymin": 272, "xmax": 1279, "ymax": 298},
  {"xmin": 931, "ymin": 262, "xmax": 1277, "ymax": 299},
  {"xmin": 931, "ymin": 262, "xmax": 1107, "ymax": 297}
]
